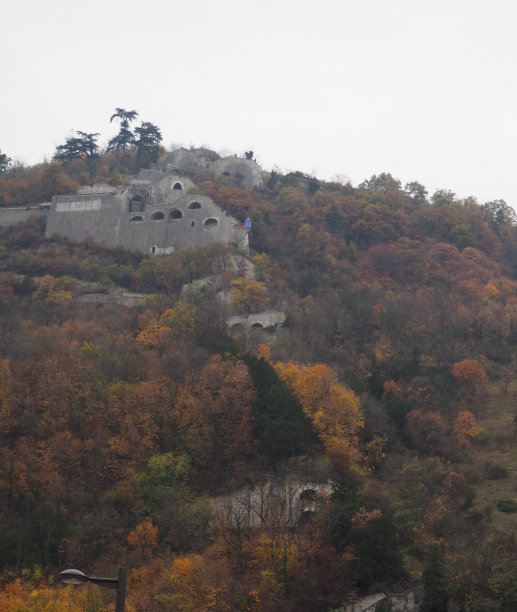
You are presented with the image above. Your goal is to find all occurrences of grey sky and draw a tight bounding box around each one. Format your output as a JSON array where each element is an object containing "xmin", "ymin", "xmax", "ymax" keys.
[{"xmin": 2, "ymin": 0, "xmax": 516, "ymax": 207}]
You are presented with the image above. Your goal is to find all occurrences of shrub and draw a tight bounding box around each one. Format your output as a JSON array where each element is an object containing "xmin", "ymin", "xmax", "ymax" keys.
[
  {"xmin": 496, "ymin": 499, "xmax": 517, "ymax": 513},
  {"xmin": 484, "ymin": 461, "xmax": 509, "ymax": 480}
]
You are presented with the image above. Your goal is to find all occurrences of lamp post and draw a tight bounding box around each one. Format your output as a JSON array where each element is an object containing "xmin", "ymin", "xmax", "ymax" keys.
[{"xmin": 59, "ymin": 567, "xmax": 127, "ymax": 612}]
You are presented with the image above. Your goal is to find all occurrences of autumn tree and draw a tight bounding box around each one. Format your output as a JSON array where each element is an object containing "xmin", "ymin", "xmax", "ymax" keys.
[
  {"xmin": 128, "ymin": 517, "xmax": 158, "ymax": 562},
  {"xmin": 230, "ymin": 277, "xmax": 268, "ymax": 313},
  {"xmin": 452, "ymin": 359, "xmax": 489, "ymax": 412},
  {"xmin": 453, "ymin": 410, "xmax": 479, "ymax": 446},
  {"xmin": 359, "ymin": 173, "xmax": 401, "ymax": 192},
  {"xmin": 173, "ymin": 356, "xmax": 257, "ymax": 489},
  {"xmin": 275, "ymin": 362, "xmax": 364, "ymax": 470},
  {"xmin": 406, "ymin": 410, "xmax": 449, "ymax": 454}
]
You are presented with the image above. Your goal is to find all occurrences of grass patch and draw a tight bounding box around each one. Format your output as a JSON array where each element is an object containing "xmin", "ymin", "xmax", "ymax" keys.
[{"xmin": 467, "ymin": 381, "xmax": 517, "ymax": 532}]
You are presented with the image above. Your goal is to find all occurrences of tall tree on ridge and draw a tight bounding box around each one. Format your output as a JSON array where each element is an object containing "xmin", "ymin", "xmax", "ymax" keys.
[
  {"xmin": 54, "ymin": 131, "xmax": 100, "ymax": 179},
  {"xmin": 108, "ymin": 108, "xmax": 139, "ymax": 153},
  {"xmin": 135, "ymin": 121, "xmax": 162, "ymax": 168}
]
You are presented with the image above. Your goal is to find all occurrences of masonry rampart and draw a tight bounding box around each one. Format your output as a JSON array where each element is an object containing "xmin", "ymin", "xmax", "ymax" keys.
[
  {"xmin": 2, "ymin": 149, "xmax": 259, "ymax": 254},
  {"xmin": 0, "ymin": 206, "xmax": 49, "ymax": 227}
]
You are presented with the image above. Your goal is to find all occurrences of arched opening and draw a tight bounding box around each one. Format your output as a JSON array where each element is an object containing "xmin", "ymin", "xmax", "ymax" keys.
[
  {"xmin": 299, "ymin": 488, "xmax": 318, "ymax": 521},
  {"xmin": 191, "ymin": 221, "xmax": 195, "ymax": 227},
  {"xmin": 251, "ymin": 323, "xmax": 264, "ymax": 329},
  {"xmin": 187, "ymin": 201, "xmax": 201, "ymax": 209},
  {"xmin": 299, "ymin": 489, "xmax": 317, "ymax": 502},
  {"xmin": 173, "ymin": 182, "xmax": 183, "ymax": 190},
  {"xmin": 151, "ymin": 211, "xmax": 165, "ymax": 220},
  {"xmin": 203, "ymin": 217, "xmax": 218, "ymax": 227},
  {"xmin": 222, "ymin": 171, "xmax": 231, "ymax": 176},
  {"xmin": 168, "ymin": 209, "xmax": 182, "ymax": 219},
  {"xmin": 151, "ymin": 246, "xmax": 157, "ymax": 254},
  {"xmin": 129, "ymin": 195, "xmax": 145, "ymax": 213},
  {"xmin": 130, "ymin": 215, "xmax": 144, "ymax": 223}
]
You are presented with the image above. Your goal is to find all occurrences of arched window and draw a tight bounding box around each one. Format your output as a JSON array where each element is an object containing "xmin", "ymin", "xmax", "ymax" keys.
[
  {"xmin": 129, "ymin": 195, "xmax": 145, "ymax": 212},
  {"xmin": 151, "ymin": 211, "xmax": 165, "ymax": 220},
  {"xmin": 130, "ymin": 215, "xmax": 144, "ymax": 223},
  {"xmin": 168, "ymin": 209, "xmax": 182, "ymax": 219},
  {"xmin": 173, "ymin": 182, "xmax": 183, "ymax": 190},
  {"xmin": 191, "ymin": 221, "xmax": 195, "ymax": 227},
  {"xmin": 187, "ymin": 201, "xmax": 201, "ymax": 209},
  {"xmin": 203, "ymin": 217, "xmax": 218, "ymax": 227}
]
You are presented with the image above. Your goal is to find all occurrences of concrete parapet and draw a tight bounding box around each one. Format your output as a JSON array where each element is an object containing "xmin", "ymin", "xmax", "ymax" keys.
[
  {"xmin": 76, "ymin": 291, "xmax": 146, "ymax": 308},
  {"xmin": 0, "ymin": 207, "xmax": 49, "ymax": 227}
]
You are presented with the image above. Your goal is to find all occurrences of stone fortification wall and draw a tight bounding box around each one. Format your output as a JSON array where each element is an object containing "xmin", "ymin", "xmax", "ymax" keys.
[
  {"xmin": 0, "ymin": 149, "xmax": 260, "ymax": 253},
  {"xmin": 47, "ymin": 168, "xmax": 249, "ymax": 253},
  {"xmin": 212, "ymin": 157, "xmax": 263, "ymax": 188},
  {"xmin": 156, "ymin": 148, "xmax": 264, "ymax": 188},
  {"xmin": 0, "ymin": 206, "xmax": 49, "ymax": 227}
]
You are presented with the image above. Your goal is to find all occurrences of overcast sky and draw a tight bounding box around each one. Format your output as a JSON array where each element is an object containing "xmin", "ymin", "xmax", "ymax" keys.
[{"xmin": 2, "ymin": 0, "xmax": 516, "ymax": 207}]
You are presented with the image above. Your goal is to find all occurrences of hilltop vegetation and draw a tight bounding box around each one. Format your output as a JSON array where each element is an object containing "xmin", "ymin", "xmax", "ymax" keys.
[{"xmin": 1, "ymin": 145, "xmax": 517, "ymax": 610}]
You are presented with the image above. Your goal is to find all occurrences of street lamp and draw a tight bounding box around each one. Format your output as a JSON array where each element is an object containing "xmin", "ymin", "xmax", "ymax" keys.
[{"xmin": 59, "ymin": 567, "xmax": 127, "ymax": 612}]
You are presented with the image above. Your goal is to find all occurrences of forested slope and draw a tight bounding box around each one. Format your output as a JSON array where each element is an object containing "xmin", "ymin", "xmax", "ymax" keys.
[{"xmin": 1, "ymin": 154, "xmax": 517, "ymax": 610}]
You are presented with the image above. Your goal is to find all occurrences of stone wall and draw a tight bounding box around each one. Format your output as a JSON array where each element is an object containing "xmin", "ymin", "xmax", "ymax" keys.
[
  {"xmin": 0, "ymin": 206, "xmax": 49, "ymax": 227},
  {"xmin": 156, "ymin": 148, "xmax": 264, "ymax": 188},
  {"xmin": 47, "ymin": 168, "xmax": 250, "ymax": 253},
  {"xmin": 2, "ymin": 149, "xmax": 260, "ymax": 255}
]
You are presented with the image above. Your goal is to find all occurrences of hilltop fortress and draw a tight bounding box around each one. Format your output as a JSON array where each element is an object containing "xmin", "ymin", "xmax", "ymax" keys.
[
  {"xmin": 1, "ymin": 148, "xmax": 263, "ymax": 254},
  {"xmin": 47, "ymin": 148, "xmax": 263, "ymax": 253}
]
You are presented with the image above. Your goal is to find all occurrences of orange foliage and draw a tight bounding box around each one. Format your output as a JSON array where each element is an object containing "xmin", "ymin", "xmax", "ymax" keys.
[
  {"xmin": 128, "ymin": 517, "xmax": 158, "ymax": 561},
  {"xmin": 350, "ymin": 507, "xmax": 383, "ymax": 531},
  {"xmin": 453, "ymin": 410, "xmax": 479, "ymax": 446},
  {"xmin": 256, "ymin": 344, "xmax": 272, "ymax": 362},
  {"xmin": 383, "ymin": 379, "xmax": 401, "ymax": 397},
  {"xmin": 452, "ymin": 359, "xmax": 488, "ymax": 385}
]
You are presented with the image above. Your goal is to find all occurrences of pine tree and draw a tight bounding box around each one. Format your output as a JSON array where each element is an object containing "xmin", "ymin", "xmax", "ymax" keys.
[{"xmin": 420, "ymin": 543, "xmax": 449, "ymax": 612}]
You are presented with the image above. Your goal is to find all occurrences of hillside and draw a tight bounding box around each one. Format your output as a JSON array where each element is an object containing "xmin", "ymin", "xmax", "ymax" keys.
[{"xmin": 1, "ymin": 152, "xmax": 517, "ymax": 610}]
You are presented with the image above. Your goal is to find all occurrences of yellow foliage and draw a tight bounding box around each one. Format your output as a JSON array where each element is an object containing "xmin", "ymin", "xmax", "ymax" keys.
[
  {"xmin": 0, "ymin": 580, "xmax": 87, "ymax": 611},
  {"xmin": 274, "ymin": 362, "xmax": 364, "ymax": 466},
  {"xmin": 230, "ymin": 278, "xmax": 268, "ymax": 313},
  {"xmin": 137, "ymin": 310, "xmax": 173, "ymax": 350},
  {"xmin": 484, "ymin": 282, "xmax": 501, "ymax": 300},
  {"xmin": 374, "ymin": 335, "xmax": 392, "ymax": 363},
  {"xmin": 160, "ymin": 301, "xmax": 198, "ymax": 336}
]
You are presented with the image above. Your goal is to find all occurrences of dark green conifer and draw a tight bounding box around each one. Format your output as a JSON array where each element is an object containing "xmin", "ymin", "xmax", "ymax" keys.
[{"xmin": 420, "ymin": 543, "xmax": 449, "ymax": 612}]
